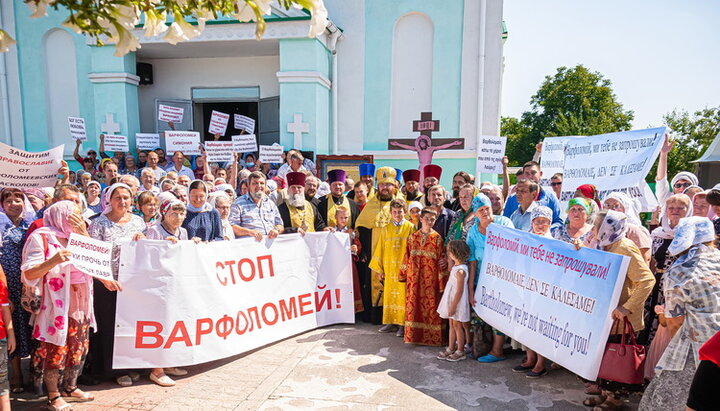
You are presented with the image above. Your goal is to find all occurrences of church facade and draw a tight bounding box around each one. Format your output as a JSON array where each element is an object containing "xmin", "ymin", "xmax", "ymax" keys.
[{"xmin": 0, "ymin": 0, "xmax": 505, "ymax": 186}]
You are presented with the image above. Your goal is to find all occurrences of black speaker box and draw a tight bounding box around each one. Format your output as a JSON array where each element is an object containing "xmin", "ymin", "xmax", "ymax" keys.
[{"xmin": 137, "ymin": 62, "xmax": 153, "ymax": 85}]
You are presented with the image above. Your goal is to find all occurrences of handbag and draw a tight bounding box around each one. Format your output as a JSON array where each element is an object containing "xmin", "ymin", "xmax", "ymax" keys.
[
  {"xmin": 20, "ymin": 234, "xmax": 47, "ymax": 316},
  {"xmin": 597, "ymin": 317, "xmax": 646, "ymax": 384},
  {"xmin": 472, "ymin": 322, "xmax": 495, "ymax": 359}
]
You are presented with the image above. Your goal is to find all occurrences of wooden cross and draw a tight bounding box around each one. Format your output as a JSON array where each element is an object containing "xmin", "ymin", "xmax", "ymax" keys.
[
  {"xmin": 412, "ymin": 112, "xmax": 440, "ymax": 138},
  {"xmin": 100, "ymin": 113, "xmax": 121, "ymax": 135},
  {"xmin": 287, "ymin": 113, "xmax": 309, "ymax": 150},
  {"xmin": 388, "ymin": 111, "xmax": 464, "ymax": 150}
]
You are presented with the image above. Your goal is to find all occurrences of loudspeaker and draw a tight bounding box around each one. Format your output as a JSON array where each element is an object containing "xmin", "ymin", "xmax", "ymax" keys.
[{"xmin": 136, "ymin": 62, "xmax": 153, "ymax": 85}]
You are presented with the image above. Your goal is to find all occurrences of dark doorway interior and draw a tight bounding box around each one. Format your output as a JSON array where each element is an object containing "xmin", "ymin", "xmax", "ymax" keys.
[{"xmin": 200, "ymin": 101, "xmax": 258, "ymax": 141}]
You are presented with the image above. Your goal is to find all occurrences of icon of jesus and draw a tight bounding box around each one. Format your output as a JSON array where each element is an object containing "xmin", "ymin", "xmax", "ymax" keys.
[{"xmin": 390, "ymin": 135, "xmax": 462, "ymax": 181}]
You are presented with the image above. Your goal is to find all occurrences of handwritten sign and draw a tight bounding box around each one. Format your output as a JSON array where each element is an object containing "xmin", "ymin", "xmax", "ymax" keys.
[
  {"xmin": 0, "ymin": 142, "xmax": 64, "ymax": 188},
  {"xmin": 208, "ymin": 111, "xmax": 230, "ymax": 135},
  {"xmin": 165, "ymin": 131, "xmax": 201, "ymax": 156},
  {"xmin": 158, "ymin": 104, "xmax": 184, "ymax": 123},
  {"xmin": 103, "ymin": 134, "xmax": 129, "ymax": 152},
  {"xmin": 67, "ymin": 233, "xmax": 114, "ymax": 280},
  {"xmin": 68, "ymin": 117, "xmax": 87, "ymax": 141},
  {"xmin": 232, "ymin": 134, "xmax": 257, "ymax": 153},
  {"xmin": 204, "ymin": 141, "xmax": 235, "ymax": 163},
  {"xmin": 234, "ymin": 114, "xmax": 256, "ymax": 134},
  {"xmin": 259, "ymin": 144, "xmax": 284, "ymax": 163},
  {"xmin": 135, "ymin": 133, "xmax": 160, "ymax": 151},
  {"xmin": 476, "ymin": 136, "xmax": 507, "ymax": 174}
]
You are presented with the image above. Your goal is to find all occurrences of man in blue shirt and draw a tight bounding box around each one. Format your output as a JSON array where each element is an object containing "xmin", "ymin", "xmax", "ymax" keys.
[{"xmin": 503, "ymin": 161, "xmax": 563, "ymax": 225}]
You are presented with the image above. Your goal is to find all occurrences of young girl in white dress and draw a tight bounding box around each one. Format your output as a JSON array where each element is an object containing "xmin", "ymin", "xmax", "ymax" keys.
[{"xmin": 436, "ymin": 240, "xmax": 471, "ymax": 362}]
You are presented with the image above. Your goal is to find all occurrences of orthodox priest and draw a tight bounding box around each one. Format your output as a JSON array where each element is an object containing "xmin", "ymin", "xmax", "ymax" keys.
[
  {"xmin": 278, "ymin": 172, "xmax": 327, "ymax": 234},
  {"xmin": 318, "ymin": 169, "xmax": 360, "ymax": 228}
]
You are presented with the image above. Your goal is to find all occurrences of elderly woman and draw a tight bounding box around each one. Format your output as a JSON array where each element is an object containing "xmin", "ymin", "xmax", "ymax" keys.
[
  {"xmin": 584, "ymin": 210, "xmax": 655, "ymax": 410},
  {"xmin": 209, "ymin": 192, "xmax": 234, "ymax": 240},
  {"xmin": 160, "ymin": 178, "xmax": 175, "ymax": 193},
  {"xmin": 551, "ymin": 198, "xmax": 593, "ymax": 247},
  {"xmin": 23, "ymin": 188, "xmax": 49, "ymax": 212},
  {"xmin": 480, "ymin": 184, "xmax": 504, "ymax": 216},
  {"xmin": 639, "ymin": 217, "xmax": 720, "ymax": 411},
  {"xmin": 466, "ymin": 194, "xmax": 514, "ymax": 363},
  {"xmin": 691, "ymin": 190, "xmax": 710, "ymax": 218},
  {"xmin": 183, "ymin": 180, "xmax": 223, "ymax": 242},
  {"xmin": 86, "ymin": 183, "xmax": 146, "ymax": 387},
  {"xmin": 447, "ymin": 184, "xmax": 477, "ymax": 242},
  {"xmin": 602, "ymin": 192, "xmax": 652, "ymax": 263},
  {"xmin": 85, "ymin": 181, "xmax": 102, "ymax": 215},
  {"xmin": 0, "ymin": 188, "xmax": 35, "ymax": 392},
  {"xmin": 22, "ymin": 201, "xmax": 98, "ymax": 410}
]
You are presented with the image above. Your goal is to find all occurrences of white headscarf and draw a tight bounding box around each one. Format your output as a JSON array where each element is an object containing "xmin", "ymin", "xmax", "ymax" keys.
[
  {"xmin": 603, "ymin": 192, "xmax": 642, "ymax": 226},
  {"xmin": 101, "ymin": 183, "xmax": 133, "ymax": 215},
  {"xmin": 671, "ymin": 171, "xmax": 699, "ymax": 188}
]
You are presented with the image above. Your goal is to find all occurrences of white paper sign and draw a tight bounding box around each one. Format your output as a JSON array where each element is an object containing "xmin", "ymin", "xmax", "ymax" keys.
[
  {"xmin": 539, "ymin": 136, "xmax": 575, "ymax": 191},
  {"xmin": 476, "ymin": 136, "xmax": 507, "ymax": 174},
  {"xmin": 234, "ymin": 114, "xmax": 256, "ymax": 134},
  {"xmin": 158, "ymin": 105, "xmax": 184, "ymax": 123},
  {"xmin": 135, "ymin": 133, "xmax": 160, "ymax": 151},
  {"xmin": 68, "ymin": 117, "xmax": 87, "ymax": 141},
  {"xmin": 259, "ymin": 144, "xmax": 283, "ymax": 163},
  {"xmin": 0, "ymin": 143, "xmax": 64, "ymax": 188},
  {"xmin": 165, "ymin": 131, "xmax": 201, "ymax": 156},
  {"xmin": 204, "ymin": 141, "xmax": 234, "ymax": 163},
  {"xmin": 103, "ymin": 134, "xmax": 129, "ymax": 152},
  {"xmin": 232, "ymin": 134, "xmax": 257, "ymax": 153},
  {"xmin": 208, "ymin": 111, "xmax": 230, "ymax": 135},
  {"xmin": 67, "ymin": 233, "xmax": 114, "ymax": 280}
]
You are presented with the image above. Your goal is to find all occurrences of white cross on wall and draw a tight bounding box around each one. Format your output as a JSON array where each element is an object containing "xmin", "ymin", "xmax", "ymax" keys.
[
  {"xmin": 101, "ymin": 113, "xmax": 120, "ymax": 135},
  {"xmin": 287, "ymin": 113, "xmax": 309, "ymax": 149}
]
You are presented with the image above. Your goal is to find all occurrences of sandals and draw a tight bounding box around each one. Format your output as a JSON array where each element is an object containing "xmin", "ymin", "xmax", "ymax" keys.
[
  {"xmin": 48, "ymin": 395, "xmax": 73, "ymax": 411},
  {"xmin": 436, "ymin": 348, "xmax": 453, "ymax": 360},
  {"xmin": 446, "ymin": 350, "xmax": 467, "ymax": 362},
  {"xmin": 583, "ymin": 395, "xmax": 607, "ymax": 407},
  {"xmin": 62, "ymin": 387, "xmax": 95, "ymax": 402}
]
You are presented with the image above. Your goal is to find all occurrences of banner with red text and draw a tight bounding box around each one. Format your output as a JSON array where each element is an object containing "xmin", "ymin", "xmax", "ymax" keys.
[
  {"xmin": 113, "ymin": 232, "xmax": 354, "ymax": 368},
  {"xmin": 473, "ymin": 224, "xmax": 629, "ymax": 380}
]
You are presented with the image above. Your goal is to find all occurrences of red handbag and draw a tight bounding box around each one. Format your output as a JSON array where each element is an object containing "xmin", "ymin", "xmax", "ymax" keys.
[{"xmin": 597, "ymin": 317, "xmax": 646, "ymax": 384}]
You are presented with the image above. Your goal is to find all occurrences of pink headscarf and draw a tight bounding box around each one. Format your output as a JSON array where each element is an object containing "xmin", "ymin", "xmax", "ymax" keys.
[{"xmin": 42, "ymin": 200, "xmax": 76, "ymax": 239}]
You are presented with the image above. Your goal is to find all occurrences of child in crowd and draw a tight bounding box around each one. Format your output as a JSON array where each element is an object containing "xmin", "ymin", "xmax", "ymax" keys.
[
  {"xmin": 334, "ymin": 206, "xmax": 364, "ymax": 313},
  {"xmin": 369, "ymin": 199, "xmax": 415, "ymax": 337},
  {"xmin": 407, "ymin": 201, "xmax": 423, "ymax": 229},
  {"xmin": 437, "ymin": 240, "xmax": 471, "ymax": 362},
  {"xmin": 0, "ymin": 267, "xmax": 15, "ymax": 410}
]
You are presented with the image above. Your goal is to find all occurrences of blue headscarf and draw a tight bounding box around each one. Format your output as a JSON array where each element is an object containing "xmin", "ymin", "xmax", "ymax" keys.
[{"xmin": 471, "ymin": 193, "xmax": 491, "ymax": 212}]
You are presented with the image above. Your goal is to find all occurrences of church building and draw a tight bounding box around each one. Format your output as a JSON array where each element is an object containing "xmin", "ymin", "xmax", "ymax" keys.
[{"xmin": 0, "ymin": 0, "xmax": 506, "ymax": 186}]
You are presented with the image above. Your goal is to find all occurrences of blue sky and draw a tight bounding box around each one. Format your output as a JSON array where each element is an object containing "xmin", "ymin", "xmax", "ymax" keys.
[{"xmin": 501, "ymin": 0, "xmax": 720, "ymax": 129}]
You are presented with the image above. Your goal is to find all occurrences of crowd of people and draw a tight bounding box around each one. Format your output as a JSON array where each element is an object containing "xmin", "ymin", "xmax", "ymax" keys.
[{"xmin": 0, "ymin": 133, "xmax": 715, "ymax": 410}]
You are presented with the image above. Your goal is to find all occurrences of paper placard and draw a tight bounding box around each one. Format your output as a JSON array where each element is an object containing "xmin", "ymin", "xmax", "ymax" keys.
[
  {"xmin": 103, "ymin": 134, "xmax": 129, "ymax": 152},
  {"xmin": 232, "ymin": 134, "xmax": 257, "ymax": 153},
  {"xmin": 165, "ymin": 131, "xmax": 201, "ymax": 156},
  {"xmin": 259, "ymin": 144, "xmax": 283, "ymax": 163},
  {"xmin": 208, "ymin": 111, "xmax": 230, "ymax": 135},
  {"xmin": 68, "ymin": 117, "xmax": 87, "ymax": 141},
  {"xmin": 67, "ymin": 233, "xmax": 114, "ymax": 280},
  {"xmin": 476, "ymin": 136, "xmax": 507, "ymax": 174},
  {"xmin": 204, "ymin": 141, "xmax": 235, "ymax": 163},
  {"xmin": 158, "ymin": 104, "xmax": 184, "ymax": 123},
  {"xmin": 234, "ymin": 114, "xmax": 256, "ymax": 134},
  {"xmin": 135, "ymin": 133, "xmax": 160, "ymax": 151},
  {"xmin": 0, "ymin": 142, "xmax": 64, "ymax": 188}
]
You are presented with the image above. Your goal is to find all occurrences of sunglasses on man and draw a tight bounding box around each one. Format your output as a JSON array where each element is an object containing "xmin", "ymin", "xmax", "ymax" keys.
[
  {"xmin": 551, "ymin": 182, "xmax": 562, "ymax": 187},
  {"xmin": 87, "ymin": 151, "xmax": 97, "ymax": 156}
]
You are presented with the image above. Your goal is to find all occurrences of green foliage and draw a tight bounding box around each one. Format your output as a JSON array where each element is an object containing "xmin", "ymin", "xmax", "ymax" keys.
[{"xmin": 503, "ymin": 65, "xmax": 634, "ymax": 165}]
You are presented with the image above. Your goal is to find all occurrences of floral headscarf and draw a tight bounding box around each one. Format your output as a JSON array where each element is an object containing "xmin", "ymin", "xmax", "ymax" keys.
[
  {"xmin": 471, "ymin": 193, "xmax": 491, "ymax": 212},
  {"xmin": 595, "ymin": 210, "xmax": 628, "ymax": 250},
  {"xmin": 576, "ymin": 184, "xmax": 601, "ymax": 208},
  {"xmin": 668, "ymin": 217, "xmax": 715, "ymax": 265},
  {"xmin": 159, "ymin": 199, "xmax": 186, "ymax": 221},
  {"xmin": 567, "ymin": 197, "xmax": 592, "ymax": 216},
  {"xmin": 531, "ymin": 205, "xmax": 553, "ymax": 222}
]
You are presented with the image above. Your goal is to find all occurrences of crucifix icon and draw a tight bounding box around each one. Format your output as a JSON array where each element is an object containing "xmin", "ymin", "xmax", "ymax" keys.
[
  {"xmin": 287, "ymin": 113, "xmax": 309, "ymax": 149},
  {"xmin": 100, "ymin": 113, "xmax": 121, "ymax": 135}
]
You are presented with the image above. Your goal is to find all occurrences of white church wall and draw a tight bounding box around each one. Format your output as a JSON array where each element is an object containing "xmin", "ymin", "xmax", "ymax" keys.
[{"xmin": 136, "ymin": 55, "xmax": 280, "ymax": 133}]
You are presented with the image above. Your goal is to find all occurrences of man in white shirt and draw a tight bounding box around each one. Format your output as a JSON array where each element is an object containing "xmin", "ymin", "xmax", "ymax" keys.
[{"xmin": 164, "ymin": 151, "xmax": 196, "ymax": 180}]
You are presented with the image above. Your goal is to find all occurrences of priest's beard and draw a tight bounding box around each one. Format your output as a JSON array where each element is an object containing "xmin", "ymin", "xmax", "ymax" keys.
[
  {"xmin": 452, "ymin": 189, "xmax": 459, "ymax": 198},
  {"xmin": 406, "ymin": 190, "xmax": 418, "ymax": 199},
  {"xmin": 289, "ymin": 193, "xmax": 305, "ymax": 208},
  {"xmin": 378, "ymin": 188, "xmax": 395, "ymax": 202}
]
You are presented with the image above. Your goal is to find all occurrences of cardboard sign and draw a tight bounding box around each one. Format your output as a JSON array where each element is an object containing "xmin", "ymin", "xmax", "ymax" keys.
[
  {"xmin": 135, "ymin": 133, "xmax": 160, "ymax": 151},
  {"xmin": 208, "ymin": 111, "xmax": 230, "ymax": 135},
  {"xmin": 158, "ymin": 104, "xmax": 184, "ymax": 123},
  {"xmin": 232, "ymin": 134, "xmax": 257, "ymax": 153},
  {"xmin": 204, "ymin": 141, "xmax": 235, "ymax": 163},
  {"xmin": 67, "ymin": 233, "xmax": 114, "ymax": 280},
  {"xmin": 259, "ymin": 144, "xmax": 283, "ymax": 163},
  {"xmin": 68, "ymin": 117, "xmax": 87, "ymax": 141},
  {"xmin": 0, "ymin": 142, "xmax": 64, "ymax": 188},
  {"xmin": 103, "ymin": 134, "xmax": 129, "ymax": 152},
  {"xmin": 476, "ymin": 136, "xmax": 507, "ymax": 174},
  {"xmin": 234, "ymin": 114, "xmax": 256, "ymax": 134},
  {"xmin": 165, "ymin": 131, "xmax": 201, "ymax": 156}
]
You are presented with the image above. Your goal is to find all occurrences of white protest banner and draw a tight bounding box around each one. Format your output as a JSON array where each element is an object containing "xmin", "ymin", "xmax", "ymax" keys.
[
  {"xmin": 204, "ymin": 141, "xmax": 234, "ymax": 163},
  {"xmin": 259, "ymin": 144, "xmax": 283, "ymax": 163},
  {"xmin": 67, "ymin": 233, "xmax": 113, "ymax": 280},
  {"xmin": 135, "ymin": 133, "xmax": 160, "ymax": 151},
  {"xmin": 103, "ymin": 134, "xmax": 129, "ymax": 152},
  {"xmin": 560, "ymin": 127, "xmax": 666, "ymax": 211},
  {"xmin": 476, "ymin": 136, "xmax": 507, "ymax": 174},
  {"xmin": 539, "ymin": 136, "xmax": 575, "ymax": 190},
  {"xmin": 113, "ymin": 232, "xmax": 354, "ymax": 368},
  {"xmin": 232, "ymin": 134, "xmax": 257, "ymax": 153},
  {"xmin": 67, "ymin": 117, "xmax": 87, "ymax": 141},
  {"xmin": 165, "ymin": 131, "xmax": 201, "ymax": 156},
  {"xmin": 0, "ymin": 142, "xmax": 63, "ymax": 188},
  {"xmin": 208, "ymin": 110, "xmax": 230, "ymax": 135},
  {"xmin": 473, "ymin": 224, "xmax": 629, "ymax": 380},
  {"xmin": 158, "ymin": 104, "xmax": 184, "ymax": 123},
  {"xmin": 234, "ymin": 114, "xmax": 256, "ymax": 134}
]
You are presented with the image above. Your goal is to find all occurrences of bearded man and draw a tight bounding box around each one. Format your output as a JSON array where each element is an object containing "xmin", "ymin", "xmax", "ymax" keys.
[
  {"xmin": 318, "ymin": 169, "xmax": 360, "ymax": 228},
  {"xmin": 278, "ymin": 172, "xmax": 327, "ymax": 234}
]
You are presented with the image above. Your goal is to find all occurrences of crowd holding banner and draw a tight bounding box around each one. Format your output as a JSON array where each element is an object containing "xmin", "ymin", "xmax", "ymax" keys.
[{"xmin": 0, "ymin": 122, "xmax": 716, "ymax": 411}]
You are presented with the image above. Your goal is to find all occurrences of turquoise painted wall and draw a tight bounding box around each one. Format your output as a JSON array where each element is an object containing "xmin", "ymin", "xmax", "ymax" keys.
[
  {"xmin": 374, "ymin": 157, "xmax": 493, "ymax": 190},
  {"xmin": 363, "ymin": 0, "xmax": 465, "ymax": 151}
]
